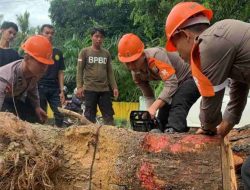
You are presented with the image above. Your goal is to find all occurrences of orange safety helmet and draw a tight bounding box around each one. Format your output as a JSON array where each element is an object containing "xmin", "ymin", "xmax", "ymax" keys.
[
  {"xmin": 165, "ymin": 2, "xmax": 213, "ymax": 52},
  {"xmin": 21, "ymin": 35, "xmax": 54, "ymax": 65},
  {"xmin": 118, "ymin": 33, "xmax": 144, "ymax": 63}
]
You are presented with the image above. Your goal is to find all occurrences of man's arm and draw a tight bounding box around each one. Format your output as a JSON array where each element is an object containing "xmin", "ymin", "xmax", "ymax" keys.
[
  {"xmin": 158, "ymin": 74, "xmax": 178, "ymax": 104},
  {"xmin": 199, "ymin": 89, "xmax": 225, "ymax": 130},
  {"xmin": 106, "ymin": 53, "xmax": 118, "ymax": 89},
  {"xmin": 28, "ymin": 83, "xmax": 48, "ymax": 123},
  {"xmin": 76, "ymin": 49, "xmax": 85, "ymax": 97},
  {"xmin": 218, "ymin": 80, "xmax": 249, "ymax": 137},
  {"xmin": 106, "ymin": 53, "xmax": 119, "ymax": 98},
  {"xmin": 197, "ymin": 33, "xmax": 236, "ymax": 127},
  {"xmin": 58, "ymin": 70, "xmax": 65, "ymax": 103},
  {"xmin": 0, "ymin": 85, "xmax": 7, "ymax": 110},
  {"xmin": 131, "ymin": 71, "xmax": 155, "ymax": 114},
  {"xmin": 27, "ymin": 83, "xmax": 40, "ymax": 109},
  {"xmin": 150, "ymin": 48, "xmax": 180, "ymax": 104},
  {"xmin": 58, "ymin": 49, "xmax": 65, "ymax": 103}
]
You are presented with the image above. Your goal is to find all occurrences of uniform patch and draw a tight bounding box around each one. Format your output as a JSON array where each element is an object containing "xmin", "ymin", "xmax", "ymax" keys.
[
  {"xmin": 151, "ymin": 66, "xmax": 159, "ymax": 74},
  {"xmin": 55, "ymin": 54, "xmax": 60, "ymax": 61},
  {"xmin": 147, "ymin": 57, "xmax": 175, "ymax": 81},
  {"xmin": 88, "ymin": 56, "xmax": 107, "ymax": 64}
]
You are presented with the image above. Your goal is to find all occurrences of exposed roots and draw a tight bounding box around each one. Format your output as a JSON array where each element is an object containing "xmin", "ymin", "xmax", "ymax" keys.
[{"xmin": 0, "ymin": 113, "xmax": 61, "ymax": 190}]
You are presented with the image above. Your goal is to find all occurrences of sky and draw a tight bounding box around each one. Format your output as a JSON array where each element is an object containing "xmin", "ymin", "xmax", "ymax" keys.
[{"xmin": 0, "ymin": 0, "xmax": 51, "ymax": 27}]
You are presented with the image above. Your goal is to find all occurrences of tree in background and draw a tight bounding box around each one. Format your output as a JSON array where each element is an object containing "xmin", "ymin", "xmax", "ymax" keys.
[
  {"xmin": 203, "ymin": 0, "xmax": 250, "ymax": 22},
  {"xmin": 11, "ymin": 11, "xmax": 39, "ymax": 53},
  {"xmin": 16, "ymin": 11, "xmax": 30, "ymax": 37},
  {"xmin": 49, "ymin": 0, "xmax": 250, "ymax": 101},
  {"xmin": 0, "ymin": 14, "xmax": 3, "ymax": 25},
  {"xmin": 49, "ymin": 0, "xmax": 141, "ymax": 46}
]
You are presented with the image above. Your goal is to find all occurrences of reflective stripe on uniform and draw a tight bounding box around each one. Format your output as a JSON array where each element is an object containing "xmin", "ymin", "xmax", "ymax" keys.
[{"xmin": 213, "ymin": 79, "xmax": 229, "ymax": 93}]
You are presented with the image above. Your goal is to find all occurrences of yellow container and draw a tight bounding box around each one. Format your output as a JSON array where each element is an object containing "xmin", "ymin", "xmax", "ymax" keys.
[
  {"xmin": 98, "ymin": 102, "xmax": 139, "ymax": 120},
  {"xmin": 47, "ymin": 104, "xmax": 54, "ymax": 118},
  {"xmin": 48, "ymin": 102, "xmax": 139, "ymax": 121}
]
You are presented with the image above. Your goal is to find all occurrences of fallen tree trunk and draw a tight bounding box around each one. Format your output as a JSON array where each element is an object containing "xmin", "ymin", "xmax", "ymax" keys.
[
  {"xmin": 229, "ymin": 125, "xmax": 250, "ymax": 159},
  {"xmin": 229, "ymin": 125, "xmax": 250, "ymax": 190},
  {"xmin": 0, "ymin": 113, "xmax": 240, "ymax": 190}
]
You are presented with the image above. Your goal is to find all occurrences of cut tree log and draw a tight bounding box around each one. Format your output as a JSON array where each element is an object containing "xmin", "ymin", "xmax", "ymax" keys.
[
  {"xmin": 0, "ymin": 113, "xmax": 240, "ymax": 190},
  {"xmin": 229, "ymin": 125, "xmax": 250, "ymax": 190},
  {"xmin": 229, "ymin": 125, "xmax": 250, "ymax": 159}
]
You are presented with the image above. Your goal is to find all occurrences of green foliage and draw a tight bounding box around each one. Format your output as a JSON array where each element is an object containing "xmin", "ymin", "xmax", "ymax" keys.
[
  {"xmin": 49, "ymin": 0, "xmax": 250, "ymax": 102},
  {"xmin": 204, "ymin": 0, "xmax": 250, "ymax": 22},
  {"xmin": 62, "ymin": 35, "xmax": 91, "ymax": 83},
  {"xmin": 112, "ymin": 59, "xmax": 142, "ymax": 102},
  {"xmin": 11, "ymin": 11, "xmax": 38, "ymax": 53},
  {"xmin": 16, "ymin": 11, "xmax": 30, "ymax": 35},
  {"xmin": 49, "ymin": 0, "xmax": 139, "ymax": 48}
]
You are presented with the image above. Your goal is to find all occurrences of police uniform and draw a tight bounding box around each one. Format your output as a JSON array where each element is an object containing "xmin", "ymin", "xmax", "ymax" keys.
[
  {"xmin": 38, "ymin": 48, "xmax": 65, "ymax": 127},
  {"xmin": 193, "ymin": 19, "xmax": 250, "ymax": 130},
  {"xmin": 132, "ymin": 47, "xmax": 200, "ymax": 132},
  {"xmin": 0, "ymin": 60, "xmax": 40, "ymax": 122}
]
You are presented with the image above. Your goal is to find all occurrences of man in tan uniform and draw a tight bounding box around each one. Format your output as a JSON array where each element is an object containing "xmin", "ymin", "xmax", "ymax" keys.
[
  {"xmin": 165, "ymin": 2, "xmax": 250, "ymax": 136},
  {"xmin": 118, "ymin": 33, "xmax": 200, "ymax": 133},
  {"xmin": 0, "ymin": 35, "xmax": 54, "ymax": 123},
  {"xmin": 76, "ymin": 28, "xmax": 118, "ymax": 125}
]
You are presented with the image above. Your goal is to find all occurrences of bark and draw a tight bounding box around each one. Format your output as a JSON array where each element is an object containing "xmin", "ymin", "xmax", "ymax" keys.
[
  {"xmin": 0, "ymin": 113, "xmax": 244, "ymax": 190},
  {"xmin": 229, "ymin": 125, "xmax": 250, "ymax": 159},
  {"xmin": 229, "ymin": 125, "xmax": 250, "ymax": 190}
]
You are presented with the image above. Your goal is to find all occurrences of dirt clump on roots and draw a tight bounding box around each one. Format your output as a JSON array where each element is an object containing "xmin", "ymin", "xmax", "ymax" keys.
[{"xmin": 0, "ymin": 113, "xmax": 61, "ymax": 190}]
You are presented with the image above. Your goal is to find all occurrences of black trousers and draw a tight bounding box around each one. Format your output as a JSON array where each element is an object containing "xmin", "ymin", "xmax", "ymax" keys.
[
  {"xmin": 157, "ymin": 78, "xmax": 200, "ymax": 132},
  {"xmin": 84, "ymin": 90, "xmax": 114, "ymax": 125},
  {"xmin": 1, "ymin": 97, "xmax": 39, "ymax": 123},
  {"xmin": 39, "ymin": 85, "xmax": 64, "ymax": 127},
  {"xmin": 242, "ymin": 156, "xmax": 250, "ymax": 190}
]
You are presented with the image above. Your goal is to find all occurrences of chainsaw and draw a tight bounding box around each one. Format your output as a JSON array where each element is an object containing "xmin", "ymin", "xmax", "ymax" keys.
[{"xmin": 130, "ymin": 111, "xmax": 163, "ymax": 132}]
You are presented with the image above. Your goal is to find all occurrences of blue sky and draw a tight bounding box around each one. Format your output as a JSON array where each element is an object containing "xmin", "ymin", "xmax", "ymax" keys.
[{"xmin": 0, "ymin": 0, "xmax": 51, "ymax": 27}]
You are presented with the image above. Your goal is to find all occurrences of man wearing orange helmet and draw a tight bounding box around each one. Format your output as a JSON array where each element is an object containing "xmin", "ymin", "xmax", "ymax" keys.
[
  {"xmin": 165, "ymin": 2, "xmax": 250, "ymax": 137},
  {"xmin": 0, "ymin": 35, "xmax": 54, "ymax": 123},
  {"xmin": 118, "ymin": 33, "xmax": 200, "ymax": 133}
]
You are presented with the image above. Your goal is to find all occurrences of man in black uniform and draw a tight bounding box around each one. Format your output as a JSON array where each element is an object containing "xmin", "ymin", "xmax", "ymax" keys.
[
  {"xmin": 0, "ymin": 21, "xmax": 20, "ymax": 66},
  {"xmin": 39, "ymin": 24, "xmax": 65, "ymax": 127}
]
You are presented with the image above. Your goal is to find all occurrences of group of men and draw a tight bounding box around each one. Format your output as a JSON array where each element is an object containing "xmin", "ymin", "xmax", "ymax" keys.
[
  {"xmin": 0, "ymin": 2, "xmax": 249, "ymax": 189},
  {"xmin": 0, "ymin": 22, "xmax": 118, "ymax": 127},
  {"xmin": 117, "ymin": 2, "xmax": 250, "ymax": 189},
  {"xmin": 0, "ymin": 22, "xmax": 65, "ymax": 127}
]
